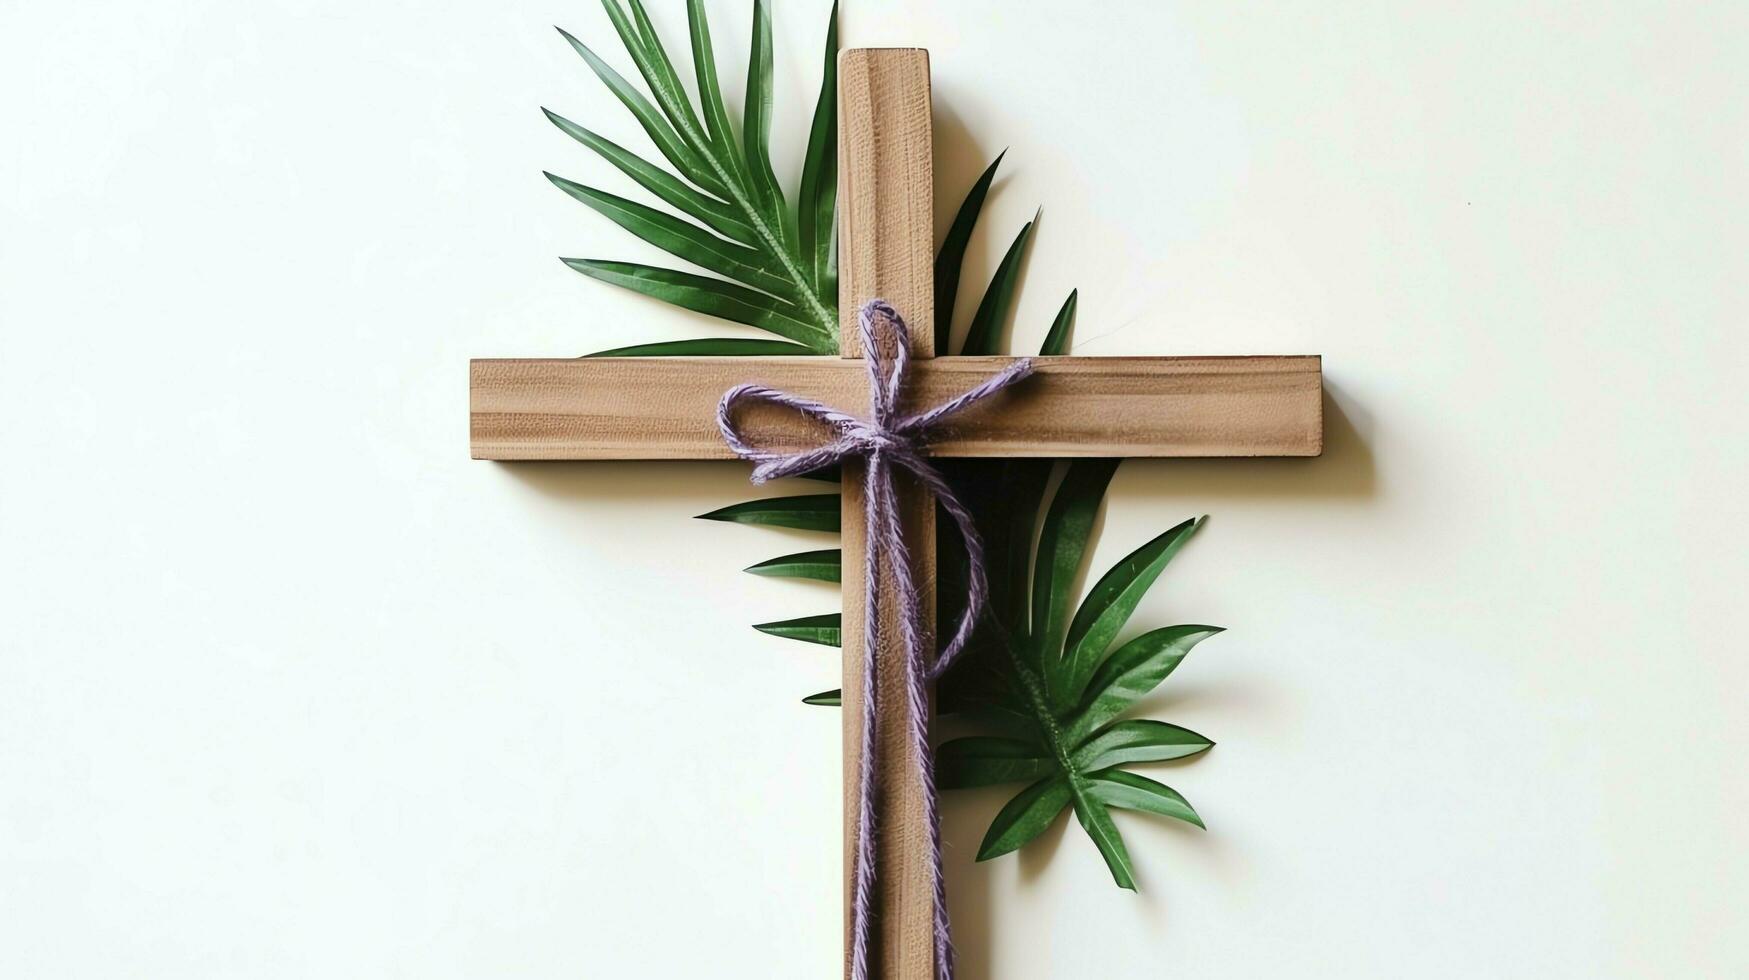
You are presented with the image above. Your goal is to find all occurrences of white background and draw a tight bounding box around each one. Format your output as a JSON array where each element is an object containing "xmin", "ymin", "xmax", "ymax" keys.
[{"xmin": 3, "ymin": 1, "xmax": 1745, "ymax": 976}]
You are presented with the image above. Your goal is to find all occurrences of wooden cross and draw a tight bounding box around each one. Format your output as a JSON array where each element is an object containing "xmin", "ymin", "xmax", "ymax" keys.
[{"xmin": 472, "ymin": 49, "xmax": 1320, "ymax": 980}]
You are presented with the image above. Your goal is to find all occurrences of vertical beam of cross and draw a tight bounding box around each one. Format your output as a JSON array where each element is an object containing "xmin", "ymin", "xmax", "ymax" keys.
[{"xmin": 837, "ymin": 48, "xmax": 937, "ymax": 980}]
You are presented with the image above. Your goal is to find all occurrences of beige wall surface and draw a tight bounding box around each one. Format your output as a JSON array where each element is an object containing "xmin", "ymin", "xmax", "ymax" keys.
[{"xmin": 1, "ymin": 1, "xmax": 1743, "ymax": 977}]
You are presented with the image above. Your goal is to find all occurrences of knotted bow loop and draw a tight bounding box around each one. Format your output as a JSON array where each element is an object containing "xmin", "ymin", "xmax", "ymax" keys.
[
  {"xmin": 715, "ymin": 299, "xmax": 1034, "ymax": 980},
  {"xmin": 857, "ymin": 298, "xmax": 911, "ymax": 424},
  {"xmin": 715, "ymin": 299, "xmax": 1032, "ymax": 675}
]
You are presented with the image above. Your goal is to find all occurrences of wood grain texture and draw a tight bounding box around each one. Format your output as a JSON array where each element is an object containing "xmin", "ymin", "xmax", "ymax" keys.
[
  {"xmin": 838, "ymin": 48, "xmax": 933, "ymax": 359},
  {"xmin": 469, "ymin": 355, "xmax": 1325, "ymax": 460},
  {"xmin": 838, "ymin": 48, "xmax": 935, "ymax": 980}
]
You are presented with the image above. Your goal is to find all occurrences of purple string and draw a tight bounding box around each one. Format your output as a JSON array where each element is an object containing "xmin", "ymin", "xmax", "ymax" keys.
[{"xmin": 716, "ymin": 299, "xmax": 1033, "ymax": 980}]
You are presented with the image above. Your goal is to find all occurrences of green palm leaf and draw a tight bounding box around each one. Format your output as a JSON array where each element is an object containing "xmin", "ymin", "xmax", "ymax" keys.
[
  {"xmin": 1088, "ymin": 770, "xmax": 1203, "ymax": 829},
  {"xmin": 548, "ymin": 175, "xmax": 795, "ymax": 298},
  {"xmin": 741, "ymin": 0, "xmax": 787, "ymax": 223},
  {"xmin": 556, "ymin": 27, "xmax": 717, "ymax": 194},
  {"xmin": 586, "ymin": 338, "xmax": 811, "ymax": 357},
  {"xmin": 684, "ymin": 0, "xmax": 741, "ymax": 160},
  {"xmin": 1064, "ymin": 625, "xmax": 1221, "ymax": 744},
  {"xmin": 960, "ymin": 212, "xmax": 1037, "ymax": 355},
  {"xmin": 697, "ymin": 494, "xmax": 840, "ymax": 531},
  {"xmin": 544, "ymin": 110, "xmax": 755, "ymax": 243},
  {"xmin": 1074, "ymin": 719, "xmax": 1214, "ymax": 769},
  {"xmin": 620, "ymin": 0, "xmax": 706, "ymax": 139},
  {"xmin": 753, "ymin": 613, "xmax": 841, "ymax": 647},
  {"xmin": 553, "ymin": 4, "xmax": 838, "ymax": 351},
  {"xmin": 934, "ymin": 152, "xmax": 1004, "ymax": 351},
  {"xmin": 796, "ymin": 2, "xmax": 839, "ymax": 300},
  {"xmin": 976, "ymin": 776, "xmax": 1071, "ymax": 861},
  {"xmin": 1057, "ymin": 516, "xmax": 1205, "ymax": 707},
  {"xmin": 744, "ymin": 549, "xmax": 842, "ymax": 582},
  {"xmin": 561, "ymin": 259, "xmax": 824, "ymax": 345},
  {"xmin": 1031, "ymin": 458, "xmax": 1118, "ymax": 704},
  {"xmin": 941, "ymin": 460, "xmax": 1222, "ymax": 890},
  {"xmin": 1039, "ymin": 289, "xmax": 1078, "ymax": 355}
]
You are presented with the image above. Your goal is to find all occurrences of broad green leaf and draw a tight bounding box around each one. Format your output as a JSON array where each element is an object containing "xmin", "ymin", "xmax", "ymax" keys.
[
  {"xmin": 1033, "ymin": 459, "xmax": 1119, "ymax": 707},
  {"xmin": 796, "ymin": 1, "xmax": 838, "ymax": 300},
  {"xmin": 1074, "ymin": 719, "xmax": 1214, "ymax": 770},
  {"xmin": 548, "ymin": 176, "xmax": 794, "ymax": 298},
  {"xmin": 976, "ymin": 776, "xmax": 1071, "ymax": 861},
  {"xmin": 1071, "ymin": 796, "xmax": 1137, "ymax": 889},
  {"xmin": 935, "ymin": 152, "xmax": 1004, "ymax": 352},
  {"xmin": 960, "ymin": 212, "xmax": 1036, "ymax": 355},
  {"xmin": 936, "ymin": 737, "xmax": 1053, "ymax": 790},
  {"xmin": 802, "ymin": 689, "xmax": 841, "ymax": 706},
  {"xmin": 742, "ymin": 0, "xmax": 787, "ymax": 223},
  {"xmin": 556, "ymin": 27, "xmax": 719, "ymax": 195},
  {"xmin": 543, "ymin": 109, "xmax": 755, "ymax": 244},
  {"xmin": 1039, "ymin": 288, "xmax": 1077, "ymax": 356},
  {"xmin": 744, "ymin": 548, "xmax": 841, "ymax": 582},
  {"xmin": 561, "ymin": 259, "xmax": 828, "ymax": 348},
  {"xmin": 1063, "ymin": 625, "xmax": 1221, "ymax": 744},
  {"xmin": 1087, "ymin": 769, "xmax": 1204, "ymax": 829},
  {"xmin": 586, "ymin": 338, "xmax": 811, "ymax": 357},
  {"xmin": 697, "ymin": 494, "xmax": 839, "ymax": 531},
  {"xmin": 753, "ymin": 613, "xmax": 840, "ymax": 647},
  {"xmin": 1060, "ymin": 515, "xmax": 1205, "ymax": 705}
]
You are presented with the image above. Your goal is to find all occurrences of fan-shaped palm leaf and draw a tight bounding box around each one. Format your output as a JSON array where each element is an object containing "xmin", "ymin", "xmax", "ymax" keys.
[{"xmin": 548, "ymin": 0, "xmax": 840, "ymax": 351}]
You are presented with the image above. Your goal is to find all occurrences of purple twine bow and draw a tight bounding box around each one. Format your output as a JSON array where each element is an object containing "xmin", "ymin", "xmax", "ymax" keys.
[{"xmin": 716, "ymin": 299, "xmax": 1033, "ymax": 980}]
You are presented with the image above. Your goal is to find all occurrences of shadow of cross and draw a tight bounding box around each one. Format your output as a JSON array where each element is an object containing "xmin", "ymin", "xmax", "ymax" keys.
[{"xmin": 471, "ymin": 48, "xmax": 1321, "ymax": 980}]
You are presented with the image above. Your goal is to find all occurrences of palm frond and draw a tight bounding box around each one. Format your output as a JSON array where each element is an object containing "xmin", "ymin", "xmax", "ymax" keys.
[
  {"xmin": 937, "ymin": 461, "xmax": 1220, "ymax": 890},
  {"xmin": 550, "ymin": 1, "xmax": 840, "ymax": 352}
]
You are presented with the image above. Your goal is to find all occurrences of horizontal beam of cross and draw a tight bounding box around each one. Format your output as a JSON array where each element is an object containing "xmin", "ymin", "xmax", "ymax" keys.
[{"xmin": 470, "ymin": 354, "xmax": 1323, "ymax": 460}]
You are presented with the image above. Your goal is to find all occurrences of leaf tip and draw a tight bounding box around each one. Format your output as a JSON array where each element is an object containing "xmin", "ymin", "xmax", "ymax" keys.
[{"xmin": 693, "ymin": 500, "xmax": 745, "ymax": 522}]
